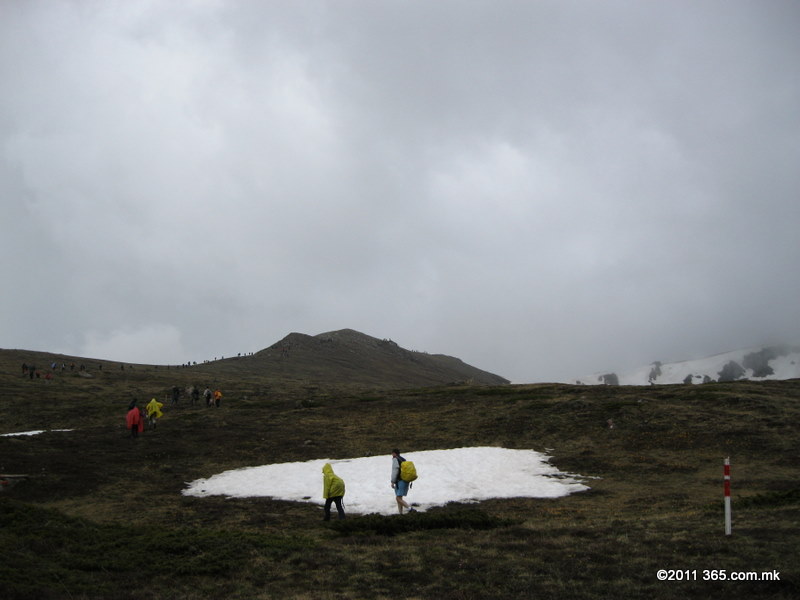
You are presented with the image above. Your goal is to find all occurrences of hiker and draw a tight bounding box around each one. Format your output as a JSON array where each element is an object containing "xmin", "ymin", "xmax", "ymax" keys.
[
  {"xmin": 146, "ymin": 398, "xmax": 164, "ymax": 430},
  {"xmin": 390, "ymin": 449, "xmax": 414, "ymax": 514},
  {"xmin": 126, "ymin": 401, "xmax": 144, "ymax": 438},
  {"xmin": 190, "ymin": 385, "xmax": 200, "ymax": 406},
  {"xmin": 213, "ymin": 389, "xmax": 223, "ymax": 408},
  {"xmin": 322, "ymin": 463, "xmax": 346, "ymax": 520},
  {"xmin": 203, "ymin": 387, "xmax": 213, "ymax": 407},
  {"xmin": 170, "ymin": 386, "xmax": 180, "ymax": 406}
]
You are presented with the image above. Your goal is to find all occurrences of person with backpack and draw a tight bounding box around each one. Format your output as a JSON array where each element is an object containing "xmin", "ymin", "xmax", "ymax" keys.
[
  {"xmin": 170, "ymin": 386, "xmax": 181, "ymax": 406},
  {"xmin": 390, "ymin": 449, "xmax": 415, "ymax": 514},
  {"xmin": 126, "ymin": 401, "xmax": 144, "ymax": 438},
  {"xmin": 321, "ymin": 463, "xmax": 346, "ymax": 520},
  {"xmin": 145, "ymin": 398, "xmax": 164, "ymax": 430}
]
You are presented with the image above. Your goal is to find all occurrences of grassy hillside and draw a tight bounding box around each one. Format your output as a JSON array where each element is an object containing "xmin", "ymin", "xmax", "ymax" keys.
[
  {"xmin": 0, "ymin": 348, "xmax": 798, "ymax": 599},
  {"xmin": 254, "ymin": 329, "xmax": 510, "ymax": 387}
]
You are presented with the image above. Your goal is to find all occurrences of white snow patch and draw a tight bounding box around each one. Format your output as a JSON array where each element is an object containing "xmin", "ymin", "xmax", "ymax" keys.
[
  {"xmin": 0, "ymin": 429, "xmax": 74, "ymax": 437},
  {"xmin": 182, "ymin": 447, "xmax": 589, "ymax": 515}
]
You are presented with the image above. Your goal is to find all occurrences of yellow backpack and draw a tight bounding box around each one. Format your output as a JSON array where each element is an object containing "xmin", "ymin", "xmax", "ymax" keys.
[{"xmin": 400, "ymin": 460, "xmax": 418, "ymax": 482}]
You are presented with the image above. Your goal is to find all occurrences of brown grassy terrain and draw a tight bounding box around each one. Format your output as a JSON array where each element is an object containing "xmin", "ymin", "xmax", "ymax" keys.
[{"xmin": 1, "ymin": 347, "xmax": 798, "ymax": 599}]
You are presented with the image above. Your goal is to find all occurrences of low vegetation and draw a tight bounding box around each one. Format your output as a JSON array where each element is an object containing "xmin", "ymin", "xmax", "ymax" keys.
[{"xmin": 1, "ymin": 348, "xmax": 798, "ymax": 599}]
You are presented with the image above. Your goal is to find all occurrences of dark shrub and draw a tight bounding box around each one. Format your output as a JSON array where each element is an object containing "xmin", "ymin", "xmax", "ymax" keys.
[
  {"xmin": 718, "ymin": 361, "xmax": 746, "ymax": 382},
  {"xmin": 601, "ymin": 373, "xmax": 619, "ymax": 386},
  {"xmin": 648, "ymin": 362, "xmax": 662, "ymax": 383},
  {"xmin": 742, "ymin": 348, "xmax": 776, "ymax": 378}
]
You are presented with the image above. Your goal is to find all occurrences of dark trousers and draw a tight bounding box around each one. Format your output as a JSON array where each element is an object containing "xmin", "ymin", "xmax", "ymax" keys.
[{"xmin": 324, "ymin": 496, "xmax": 345, "ymax": 520}]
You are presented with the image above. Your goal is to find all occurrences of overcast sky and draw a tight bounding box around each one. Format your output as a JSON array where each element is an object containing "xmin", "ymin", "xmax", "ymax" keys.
[{"xmin": 2, "ymin": 1, "xmax": 799, "ymax": 383}]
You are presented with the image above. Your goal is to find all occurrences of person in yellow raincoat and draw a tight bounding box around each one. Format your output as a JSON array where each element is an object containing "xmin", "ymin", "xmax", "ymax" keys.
[
  {"xmin": 146, "ymin": 398, "xmax": 164, "ymax": 430},
  {"xmin": 322, "ymin": 463, "xmax": 346, "ymax": 520}
]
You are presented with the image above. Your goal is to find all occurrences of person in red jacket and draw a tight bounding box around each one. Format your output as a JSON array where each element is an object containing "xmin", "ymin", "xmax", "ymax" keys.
[{"xmin": 126, "ymin": 401, "xmax": 144, "ymax": 438}]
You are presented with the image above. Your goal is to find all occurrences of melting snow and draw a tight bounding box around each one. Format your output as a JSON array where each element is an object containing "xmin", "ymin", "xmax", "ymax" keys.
[{"xmin": 183, "ymin": 446, "xmax": 589, "ymax": 515}]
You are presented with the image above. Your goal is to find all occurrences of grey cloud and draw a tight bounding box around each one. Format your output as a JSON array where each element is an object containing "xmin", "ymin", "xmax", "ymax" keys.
[{"xmin": 2, "ymin": 1, "xmax": 799, "ymax": 381}]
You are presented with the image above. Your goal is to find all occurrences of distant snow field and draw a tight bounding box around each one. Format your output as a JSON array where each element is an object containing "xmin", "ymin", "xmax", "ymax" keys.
[
  {"xmin": 182, "ymin": 447, "xmax": 589, "ymax": 515},
  {"xmin": 577, "ymin": 346, "xmax": 800, "ymax": 386}
]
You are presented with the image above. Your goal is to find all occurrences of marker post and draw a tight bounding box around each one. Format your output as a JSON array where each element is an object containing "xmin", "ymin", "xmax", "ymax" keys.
[{"xmin": 724, "ymin": 457, "xmax": 732, "ymax": 536}]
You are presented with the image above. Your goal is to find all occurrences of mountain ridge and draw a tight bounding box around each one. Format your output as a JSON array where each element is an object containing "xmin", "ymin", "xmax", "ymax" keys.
[
  {"xmin": 258, "ymin": 328, "xmax": 509, "ymax": 387},
  {"xmin": 1, "ymin": 328, "xmax": 509, "ymax": 389}
]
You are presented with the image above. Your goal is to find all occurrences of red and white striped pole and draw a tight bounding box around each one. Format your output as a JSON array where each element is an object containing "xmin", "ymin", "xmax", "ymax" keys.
[{"xmin": 724, "ymin": 457, "xmax": 732, "ymax": 536}]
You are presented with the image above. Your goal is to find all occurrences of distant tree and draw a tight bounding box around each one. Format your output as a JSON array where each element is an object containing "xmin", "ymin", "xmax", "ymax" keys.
[
  {"xmin": 718, "ymin": 361, "xmax": 746, "ymax": 382},
  {"xmin": 742, "ymin": 348, "xmax": 776, "ymax": 378},
  {"xmin": 648, "ymin": 362, "xmax": 662, "ymax": 383},
  {"xmin": 601, "ymin": 373, "xmax": 619, "ymax": 386}
]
